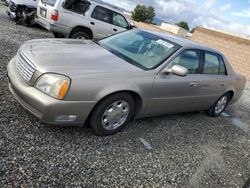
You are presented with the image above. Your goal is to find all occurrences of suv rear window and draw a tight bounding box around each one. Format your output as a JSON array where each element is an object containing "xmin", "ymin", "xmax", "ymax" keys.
[
  {"xmin": 91, "ymin": 6, "xmax": 112, "ymax": 23},
  {"xmin": 63, "ymin": 0, "xmax": 90, "ymax": 14},
  {"xmin": 41, "ymin": 0, "xmax": 57, "ymax": 6}
]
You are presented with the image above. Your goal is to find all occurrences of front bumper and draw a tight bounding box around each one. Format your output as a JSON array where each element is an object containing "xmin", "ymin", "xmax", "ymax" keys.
[
  {"xmin": 7, "ymin": 57, "xmax": 96, "ymax": 125},
  {"xmin": 35, "ymin": 16, "xmax": 71, "ymax": 36}
]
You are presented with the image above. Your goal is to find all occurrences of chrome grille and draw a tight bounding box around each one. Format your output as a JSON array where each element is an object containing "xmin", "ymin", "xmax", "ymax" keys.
[{"xmin": 16, "ymin": 53, "xmax": 36, "ymax": 82}]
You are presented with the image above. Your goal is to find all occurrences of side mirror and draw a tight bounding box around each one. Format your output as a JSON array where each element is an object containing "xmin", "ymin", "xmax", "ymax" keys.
[
  {"xmin": 128, "ymin": 22, "xmax": 135, "ymax": 29},
  {"xmin": 163, "ymin": 65, "xmax": 188, "ymax": 77}
]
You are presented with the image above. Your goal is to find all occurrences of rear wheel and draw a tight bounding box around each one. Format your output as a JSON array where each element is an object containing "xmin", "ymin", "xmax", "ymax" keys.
[
  {"xmin": 71, "ymin": 31, "xmax": 90, "ymax": 39},
  {"xmin": 207, "ymin": 93, "xmax": 230, "ymax": 117},
  {"xmin": 89, "ymin": 93, "xmax": 135, "ymax": 136}
]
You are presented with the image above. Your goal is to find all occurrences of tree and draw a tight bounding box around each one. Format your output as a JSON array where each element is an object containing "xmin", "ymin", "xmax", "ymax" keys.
[
  {"xmin": 145, "ymin": 6, "xmax": 155, "ymax": 23},
  {"xmin": 176, "ymin": 21, "xmax": 189, "ymax": 31},
  {"xmin": 132, "ymin": 5, "xmax": 156, "ymax": 24}
]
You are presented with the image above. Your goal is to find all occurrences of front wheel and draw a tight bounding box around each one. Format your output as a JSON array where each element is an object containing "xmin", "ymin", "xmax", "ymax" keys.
[
  {"xmin": 89, "ymin": 93, "xmax": 135, "ymax": 136},
  {"xmin": 207, "ymin": 93, "xmax": 230, "ymax": 117}
]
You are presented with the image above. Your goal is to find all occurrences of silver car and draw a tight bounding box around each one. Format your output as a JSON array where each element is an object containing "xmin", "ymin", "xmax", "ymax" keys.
[{"xmin": 7, "ymin": 29, "xmax": 246, "ymax": 135}]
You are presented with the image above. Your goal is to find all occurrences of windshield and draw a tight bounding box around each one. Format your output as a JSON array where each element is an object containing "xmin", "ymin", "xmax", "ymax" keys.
[
  {"xmin": 41, "ymin": 0, "xmax": 57, "ymax": 6},
  {"xmin": 98, "ymin": 30, "xmax": 180, "ymax": 70}
]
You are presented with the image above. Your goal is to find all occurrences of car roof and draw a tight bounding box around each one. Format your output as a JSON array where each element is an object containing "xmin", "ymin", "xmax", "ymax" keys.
[
  {"xmin": 90, "ymin": 0, "xmax": 124, "ymax": 15},
  {"xmin": 142, "ymin": 29, "xmax": 222, "ymax": 54}
]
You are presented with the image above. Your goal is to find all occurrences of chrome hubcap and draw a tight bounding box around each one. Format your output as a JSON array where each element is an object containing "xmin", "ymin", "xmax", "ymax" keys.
[
  {"xmin": 215, "ymin": 96, "xmax": 228, "ymax": 114},
  {"xmin": 102, "ymin": 100, "xmax": 129, "ymax": 130},
  {"xmin": 76, "ymin": 36, "xmax": 86, "ymax": 39}
]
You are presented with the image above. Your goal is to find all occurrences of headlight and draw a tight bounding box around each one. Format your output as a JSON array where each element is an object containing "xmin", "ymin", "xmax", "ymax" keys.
[{"xmin": 35, "ymin": 74, "xmax": 70, "ymax": 100}]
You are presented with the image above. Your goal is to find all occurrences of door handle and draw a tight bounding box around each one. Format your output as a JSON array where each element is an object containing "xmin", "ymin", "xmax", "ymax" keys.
[
  {"xmin": 90, "ymin": 22, "xmax": 95, "ymax": 25},
  {"xmin": 189, "ymin": 82, "xmax": 199, "ymax": 87},
  {"xmin": 113, "ymin": 28, "xmax": 117, "ymax": 32}
]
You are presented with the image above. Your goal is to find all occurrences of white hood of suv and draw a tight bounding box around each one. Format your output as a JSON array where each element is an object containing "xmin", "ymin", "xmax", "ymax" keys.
[{"xmin": 11, "ymin": 0, "xmax": 38, "ymax": 7}]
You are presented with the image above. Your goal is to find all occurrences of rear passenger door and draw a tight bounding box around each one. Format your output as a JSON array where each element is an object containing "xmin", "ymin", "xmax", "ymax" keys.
[
  {"xmin": 196, "ymin": 51, "xmax": 230, "ymax": 109},
  {"xmin": 90, "ymin": 5, "xmax": 112, "ymax": 39},
  {"xmin": 111, "ymin": 12, "xmax": 129, "ymax": 34}
]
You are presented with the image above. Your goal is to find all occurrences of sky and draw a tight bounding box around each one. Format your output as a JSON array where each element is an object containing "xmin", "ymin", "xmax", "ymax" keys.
[{"xmin": 102, "ymin": 0, "xmax": 250, "ymax": 37}]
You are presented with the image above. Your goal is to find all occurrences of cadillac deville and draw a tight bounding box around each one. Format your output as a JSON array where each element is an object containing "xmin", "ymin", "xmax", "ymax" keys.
[{"xmin": 7, "ymin": 29, "xmax": 246, "ymax": 135}]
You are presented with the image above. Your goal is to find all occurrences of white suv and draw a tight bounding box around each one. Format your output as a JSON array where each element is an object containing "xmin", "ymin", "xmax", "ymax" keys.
[{"xmin": 35, "ymin": 0, "xmax": 132, "ymax": 39}]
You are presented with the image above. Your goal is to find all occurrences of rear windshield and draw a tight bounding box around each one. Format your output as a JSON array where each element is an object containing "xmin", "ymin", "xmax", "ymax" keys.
[{"xmin": 41, "ymin": 0, "xmax": 57, "ymax": 6}]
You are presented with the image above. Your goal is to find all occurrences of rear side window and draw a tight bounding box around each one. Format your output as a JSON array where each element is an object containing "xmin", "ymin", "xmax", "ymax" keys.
[
  {"xmin": 219, "ymin": 56, "xmax": 227, "ymax": 75},
  {"xmin": 63, "ymin": 0, "xmax": 90, "ymax": 15},
  {"xmin": 203, "ymin": 52, "xmax": 227, "ymax": 75},
  {"xmin": 91, "ymin": 6, "xmax": 111, "ymax": 23},
  {"xmin": 41, "ymin": 0, "xmax": 57, "ymax": 6},
  {"xmin": 112, "ymin": 12, "xmax": 128, "ymax": 29},
  {"xmin": 170, "ymin": 50, "xmax": 201, "ymax": 74}
]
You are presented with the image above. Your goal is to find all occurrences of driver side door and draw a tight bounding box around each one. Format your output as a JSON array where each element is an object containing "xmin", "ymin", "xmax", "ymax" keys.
[{"xmin": 146, "ymin": 49, "xmax": 203, "ymax": 116}]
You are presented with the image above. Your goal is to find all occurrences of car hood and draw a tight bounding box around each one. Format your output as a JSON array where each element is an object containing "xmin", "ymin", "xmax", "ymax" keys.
[
  {"xmin": 11, "ymin": 0, "xmax": 38, "ymax": 7},
  {"xmin": 20, "ymin": 39, "xmax": 141, "ymax": 76}
]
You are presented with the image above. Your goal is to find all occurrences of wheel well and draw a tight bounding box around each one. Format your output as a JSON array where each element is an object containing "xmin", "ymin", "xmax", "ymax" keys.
[
  {"xmin": 127, "ymin": 91, "xmax": 143, "ymax": 117},
  {"xmin": 69, "ymin": 26, "xmax": 93, "ymax": 39},
  {"xmin": 227, "ymin": 90, "xmax": 234, "ymax": 101},
  {"xmin": 86, "ymin": 91, "xmax": 143, "ymax": 123}
]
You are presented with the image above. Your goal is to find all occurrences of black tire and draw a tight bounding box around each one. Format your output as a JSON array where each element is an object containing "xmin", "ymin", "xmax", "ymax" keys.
[
  {"xmin": 89, "ymin": 93, "xmax": 135, "ymax": 136},
  {"xmin": 206, "ymin": 92, "xmax": 230, "ymax": 117},
  {"xmin": 70, "ymin": 31, "xmax": 90, "ymax": 39},
  {"xmin": 53, "ymin": 32, "xmax": 64, "ymax": 38}
]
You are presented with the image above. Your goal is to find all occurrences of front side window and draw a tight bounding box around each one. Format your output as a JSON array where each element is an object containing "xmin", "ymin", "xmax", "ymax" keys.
[
  {"xmin": 112, "ymin": 12, "xmax": 128, "ymax": 29},
  {"xmin": 169, "ymin": 50, "xmax": 201, "ymax": 74},
  {"xmin": 91, "ymin": 6, "xmax": 111, "ymax": 23},
  {"xmin": 63, "ymin": 0, "xmax": 90, "ymax": 15},
  {"xmin": 98, "ymin": 30, "xmax": 180, "ymax": 70}
]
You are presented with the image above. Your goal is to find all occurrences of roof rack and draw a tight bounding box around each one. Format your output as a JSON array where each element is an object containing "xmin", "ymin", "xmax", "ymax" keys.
[{"xmin": 89, "ymin": 0, "xmax": 125, "ymax": 12}]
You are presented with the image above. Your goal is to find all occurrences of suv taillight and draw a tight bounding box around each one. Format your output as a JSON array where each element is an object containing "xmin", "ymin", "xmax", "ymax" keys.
[{"xmin": 51, "ymin": 10, "xmax": 58, "ymax": 21}]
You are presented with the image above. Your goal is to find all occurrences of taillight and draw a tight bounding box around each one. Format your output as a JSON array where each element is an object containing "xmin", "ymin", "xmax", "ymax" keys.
[{"xmin": 51, "ymin": 10, "xmax": 58, "ymax": 21}]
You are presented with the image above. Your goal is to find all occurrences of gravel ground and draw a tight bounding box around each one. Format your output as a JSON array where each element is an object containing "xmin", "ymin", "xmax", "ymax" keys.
[{"xmin": 0, "ymin": 4, "xmax": 250, "ymax": 187}]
